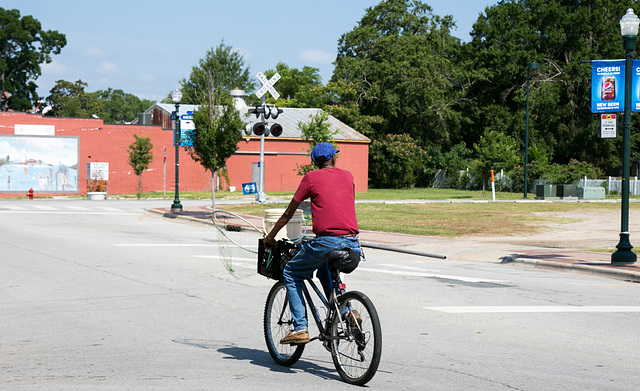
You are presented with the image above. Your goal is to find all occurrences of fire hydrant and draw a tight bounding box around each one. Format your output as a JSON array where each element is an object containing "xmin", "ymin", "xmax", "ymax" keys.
[{"xmin": 27, "ymin": 188, "xmax": 34, "ymax": 200}]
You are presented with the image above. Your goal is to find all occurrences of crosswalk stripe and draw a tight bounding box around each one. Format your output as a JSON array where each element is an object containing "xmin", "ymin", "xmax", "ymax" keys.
[
  {"xmin": 64, "ymin": 205, "xmax": 92, "ymax": 211},
  {"xmin": 32, "ymin": 205, "xmax": 58, "ymax": 210},
  {"xmin": 97, "ymin": 206, "xmax": 124, "ymax": 212},
  {"xmin": 0, "ymin": 205, "xmax": 26, "ymax": 210}
]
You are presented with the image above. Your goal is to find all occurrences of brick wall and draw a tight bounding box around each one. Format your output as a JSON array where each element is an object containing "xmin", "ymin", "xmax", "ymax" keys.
[{"xmin": 0, "ymin": 112, "xmax": 369, "ymax": 197}]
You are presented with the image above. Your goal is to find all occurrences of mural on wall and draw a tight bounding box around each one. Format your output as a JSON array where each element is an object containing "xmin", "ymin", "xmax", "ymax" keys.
[{"xmin": 0, "ymin": 135, "xmax": 79, "ymax": 192}]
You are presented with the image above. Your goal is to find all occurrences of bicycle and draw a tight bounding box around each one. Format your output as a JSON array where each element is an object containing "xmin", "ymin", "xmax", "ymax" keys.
[{"xmin": 258, "ymin": 238, "xmax": 382, "ymax": 386}]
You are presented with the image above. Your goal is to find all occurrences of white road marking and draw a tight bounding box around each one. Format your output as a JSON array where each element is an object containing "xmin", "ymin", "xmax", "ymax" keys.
[
  {"xmin": 0, "ymin": 205, "xmax": 26, "ymax": 210},
  {"xmin": 0, "ymin": 211, "xmax": 140, "ymax": 215},
  {"xmin": 115, "ymin": 244, "xmax": 220, "ymax": 247},
  {"xmin": 97, "ymin": 206, "xmax": 124, "ymax": 212},
  {"xmin": 379, "ymin": 263, "xmax": 440, "ymax": 272},
  {"xmin": 425, "ymin": 306, "xmax": 640, "ymax": 313},
  {"xmin": 64, "ymin": 205, "xmax": 92, "ymax": 211},
  {"xmin": 192, "ymin": 255, "xmax": 256, "ymax": 262},
  {"xmin": 358, "ymin": 267, "xmax": 506, "ymax": 283},
  {"xmin": 32, "ymin": 205, "xmax": 59, "ymax": 210}
]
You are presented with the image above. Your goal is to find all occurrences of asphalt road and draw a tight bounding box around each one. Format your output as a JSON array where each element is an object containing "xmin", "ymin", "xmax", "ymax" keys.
[{"xmin": 1, "ymin": 199, "xmax": 639, "ymax": 390}]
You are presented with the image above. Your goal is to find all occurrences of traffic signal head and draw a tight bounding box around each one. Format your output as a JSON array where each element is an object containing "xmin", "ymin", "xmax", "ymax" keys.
[
  {"xmin": 271, "ymin": 106, "xmax": 283, "ymax": 119},
  {"xmin": 253, "ymin": 122, "xmax": 267, "ymax": 136},
  {"xmin": 248, "ymin": 105, "xmax": 265, "ymax": 118},
  {"xmin": 264, "ymin": 106, "xmax": 283, "ymax": 119},
  {"xmin": 270, "ymin": 123, "xmax": 283, "ymax": 137}
]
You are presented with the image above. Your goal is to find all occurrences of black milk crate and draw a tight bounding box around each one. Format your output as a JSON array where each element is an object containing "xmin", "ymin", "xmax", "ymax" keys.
[{"xmin": 257, "ymin": 239, "xmax": 299, "ymax": 280}]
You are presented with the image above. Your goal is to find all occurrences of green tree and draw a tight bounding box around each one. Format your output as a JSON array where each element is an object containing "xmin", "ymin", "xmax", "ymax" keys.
[
  {"xmin": 264, "ymin": 62, "xmax": 322, "ymax": 106},
  {"xmin": 313, "ymin": 79, "xmax": 385, "ymax": 137},
  {"xmin": 88, "ymin": 88, "xmax": 154, "ymax": 123},
  {"xmin": 472, "ymin": 131, "xmax": 519, "ymax": 190},
  {"xmin": 127, "ymin": 134, "xmax": 154, "ymax": 199},
  {"xmin": 188, "ymin": 82, "xmax": 245, "ymax": 211},
  {"xmin": 180, "ymin": 41, "xmax": 255, "ymax": 106},
  {"xmin": 0, "ymin": 8, "xmax": 66, "ymax": 111},
  {"xmin": 45, "ymin": 79, "xmax": 100, "ymax": 118},
  {"xmin": 296, "ymin": 111, "xmax": 338, "ymax": 175},
  {"xmin": 464, "ymin": 0, "xmax": 634, "ymax": 173},
  {"xmin": 332, "ymin": 0, "xmax": 465, "ymax": 148}
]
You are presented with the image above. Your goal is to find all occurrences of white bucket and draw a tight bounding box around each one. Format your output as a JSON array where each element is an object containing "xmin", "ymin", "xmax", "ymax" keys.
[{"xmin": 264, "ymin": 208, "xmax": 305, "ymax": 240}]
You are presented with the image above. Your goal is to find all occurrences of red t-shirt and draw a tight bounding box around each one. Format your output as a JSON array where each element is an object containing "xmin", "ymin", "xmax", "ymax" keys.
[{"xmin": 293, "ymin": 167, "xmax": 359, "ymax": 236}]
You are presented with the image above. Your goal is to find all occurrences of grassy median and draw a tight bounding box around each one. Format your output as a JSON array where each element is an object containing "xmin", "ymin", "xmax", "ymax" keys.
[{"xmin": 213, "ymin": 188, "xmax": 635, "ymax": 238}]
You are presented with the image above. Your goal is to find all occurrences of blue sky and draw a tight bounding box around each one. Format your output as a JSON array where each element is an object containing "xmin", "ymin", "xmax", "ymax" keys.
[{"xmin": 4, "ymin": 0, "xmax": 497, "ymax": 103}]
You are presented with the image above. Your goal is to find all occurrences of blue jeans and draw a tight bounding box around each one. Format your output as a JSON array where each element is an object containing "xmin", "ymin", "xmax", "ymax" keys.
[{"xmin": 283, "ymin": 235, "xmax": 360, "ymax": 332}]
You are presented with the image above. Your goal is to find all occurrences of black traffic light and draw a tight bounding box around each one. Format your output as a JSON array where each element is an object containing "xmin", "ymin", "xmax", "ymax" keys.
[
  {"xmin": 270, "ymin": 123, "xmax": 283, "ymax": 137},
  {"xmin": 253, "ymin": 122, "xmax": 267, "ymax": 136}
]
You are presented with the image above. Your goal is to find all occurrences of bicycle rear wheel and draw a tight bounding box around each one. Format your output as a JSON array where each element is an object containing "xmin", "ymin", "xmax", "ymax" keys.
[
  {"xmin": 264, "ymin": 281, "xmax": 304, "ymax": 366},
  {"xmin": 330, "ymin": 291, "xmax": 382, "ymax": 385}
]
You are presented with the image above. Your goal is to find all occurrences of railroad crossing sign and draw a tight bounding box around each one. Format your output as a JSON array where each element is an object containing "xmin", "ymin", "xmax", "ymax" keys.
[{"xmin": 255, "ymin": 72, "xmax": 281, "ymax": 100}]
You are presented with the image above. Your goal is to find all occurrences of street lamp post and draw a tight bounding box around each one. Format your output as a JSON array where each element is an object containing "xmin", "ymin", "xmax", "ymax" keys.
[
  {"xmin": 612, "ymin": 8, "xmax": 639, "ymax": 265},
  {"xmin": 170, "ymin": 89, "xmax": 183, "ymax": 212},
  {"xmin": 524, "ymin": 61, "xmax": 539, "ymax": 199}
]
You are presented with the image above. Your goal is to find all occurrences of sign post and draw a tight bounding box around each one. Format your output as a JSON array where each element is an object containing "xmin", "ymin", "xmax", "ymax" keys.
[
  {"xmin": 254, "ymin": 72, "xmax": 281, "ymax": 203},
  {"xmin": 163, "ymin": 146, "xmax": 167, "ymax": 199}
]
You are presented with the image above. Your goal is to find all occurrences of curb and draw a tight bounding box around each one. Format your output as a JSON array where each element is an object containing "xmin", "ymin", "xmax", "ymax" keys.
[{"xmin": 501, "ymin": 256, "xmax": 640, "ymax": 283}]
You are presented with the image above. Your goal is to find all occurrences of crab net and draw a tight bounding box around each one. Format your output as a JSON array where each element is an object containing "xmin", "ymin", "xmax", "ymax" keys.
[{"xmin": 212, "ymin": 210, "xmax": 265, "ymax": 279}]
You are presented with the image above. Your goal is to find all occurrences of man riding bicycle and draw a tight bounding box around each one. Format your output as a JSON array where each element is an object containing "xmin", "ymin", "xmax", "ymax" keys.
[{"xmin": 264, "ymin": 142, "xmax": 360, "ymax": 345}]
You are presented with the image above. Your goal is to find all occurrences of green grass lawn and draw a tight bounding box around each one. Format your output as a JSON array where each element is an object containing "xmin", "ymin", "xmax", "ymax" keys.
[{"xmin": 214, "ymin": 191, "xmax": 635, "ymax": 238}]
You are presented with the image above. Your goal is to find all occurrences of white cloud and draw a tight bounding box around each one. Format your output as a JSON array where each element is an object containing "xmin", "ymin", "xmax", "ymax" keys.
[
  {"xmin": 235, "ymin": 46, "xmax": 251, "ymax": 61},
  {"xmin": 299, "ymin": 50, "xmax": 335, "ymax": 65},
  {"xmin": 40, "ymin": 60, "xmax": 68, "ymax": 77},
  {"xmin": 83, "ymin": 47, "xmax": 105, "ymax": 58},
  {"xmin": 96, "ymin": 61, "xmax": 119, "ymax": 75}
]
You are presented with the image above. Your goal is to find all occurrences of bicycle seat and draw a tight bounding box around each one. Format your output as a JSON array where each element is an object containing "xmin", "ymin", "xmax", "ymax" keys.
[{"xmin": 327, "ymin": 248, "xmax": 361, "ymax": 274}]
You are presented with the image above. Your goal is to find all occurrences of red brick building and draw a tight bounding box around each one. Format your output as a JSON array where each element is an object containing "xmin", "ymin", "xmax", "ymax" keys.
[{"xmin": 0, "ymin": 107, "xmax": 370, "ymax": 198}]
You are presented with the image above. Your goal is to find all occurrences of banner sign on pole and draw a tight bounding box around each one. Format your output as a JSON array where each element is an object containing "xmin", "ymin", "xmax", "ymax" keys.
[
  {"xmin": 632, "ymin": 60, "xmax": 640, "ymax": 112},
  {"xmin": 600, "ymin": 114, "xmax": 617, "ymax": 138},
  {"xmin": 591, "ymin": 60, "xmax": 624, "ymax": 113}
]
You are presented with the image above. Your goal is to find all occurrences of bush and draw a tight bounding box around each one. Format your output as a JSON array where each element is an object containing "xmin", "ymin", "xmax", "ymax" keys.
[
  {"xmin": 369, "ymin": 134, "xmax": 430, "ymax": 188},
  {"xmin": 508, "ymin": 159, "xmax": 604, "ymax": 192},
  {"xmin": 541, "ymin": 159, "xmax": 603, "ymax": 184}
]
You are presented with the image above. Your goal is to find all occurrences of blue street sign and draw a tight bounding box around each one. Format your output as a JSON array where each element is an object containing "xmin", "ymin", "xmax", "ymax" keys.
[
  {"xmin": 181, "ymin": 115, "xmax": 193, "ymax": 120},
  {"xmin": 242, "ymin": 182, "xmax": 257, "ymax": 195}
]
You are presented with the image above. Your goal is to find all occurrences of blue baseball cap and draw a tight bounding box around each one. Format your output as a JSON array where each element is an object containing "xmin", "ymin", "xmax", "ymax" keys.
[{"xmin": 311, "ymin": 142, "xmax": 339, "ymax": 162}]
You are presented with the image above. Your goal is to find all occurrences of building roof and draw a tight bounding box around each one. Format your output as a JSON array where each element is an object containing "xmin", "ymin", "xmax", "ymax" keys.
[{"xmin": 145, "ymin": 103, "xmax": 370, "ymax": 143}]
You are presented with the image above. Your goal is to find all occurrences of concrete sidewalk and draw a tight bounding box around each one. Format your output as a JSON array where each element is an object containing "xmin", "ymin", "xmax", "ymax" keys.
[{"xmin": 149, "ymin": 205, "xmax": 640, "ymax": 283}]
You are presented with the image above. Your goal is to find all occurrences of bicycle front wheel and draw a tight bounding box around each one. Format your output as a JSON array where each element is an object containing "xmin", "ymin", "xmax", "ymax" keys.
[
  {"xmin": 330, "ymin": 291, "xmax": 382, "ymax": 385},
  {"xmin": 263, "ymin": 281, "xmax": 305, "ymax": 366}
]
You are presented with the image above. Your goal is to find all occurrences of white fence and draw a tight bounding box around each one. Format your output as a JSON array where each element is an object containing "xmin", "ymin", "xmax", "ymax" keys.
[
  {"xmin": 537, "ymin": 177, "xmax": 640, "ymax": 195},
  {"xmin": 433, "ymin": 170, "xmax": 640, "ymax": 195},
  {"xmin": 604, "ymin": 176, "xmax": 640, "ymax": 195}
]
